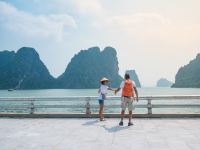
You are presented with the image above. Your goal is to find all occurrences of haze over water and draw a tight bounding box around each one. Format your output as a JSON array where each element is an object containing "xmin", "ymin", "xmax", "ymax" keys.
[{"xmin": 1, "ymin": 88, "xmax": 200, "ymax": 98}]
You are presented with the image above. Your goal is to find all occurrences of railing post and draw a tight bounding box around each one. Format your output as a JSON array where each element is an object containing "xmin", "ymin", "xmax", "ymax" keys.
[
  {"xmin": 30, "ymin": 99, "xmax": 35, "ymax": 114},
  {"xmin": 85, "ymin": 97, "xmax": 91, "ymax": 115},
  {"xmin": 147, "ymin": 98, "xmax": 152, "ymax": 115}
]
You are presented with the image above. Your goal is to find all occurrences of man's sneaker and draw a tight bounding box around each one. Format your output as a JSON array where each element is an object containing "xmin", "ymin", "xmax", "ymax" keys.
[
  {"xmin": 128, "ymin": 122, "xmax": 134, "ymax": 126},
  {"xmin": 119, "ymin": 121, "xmax": 123, "ymax": 126},
  {"xmin": 100, "ymin": 118, "xmax": 105, "ymax": 121}
]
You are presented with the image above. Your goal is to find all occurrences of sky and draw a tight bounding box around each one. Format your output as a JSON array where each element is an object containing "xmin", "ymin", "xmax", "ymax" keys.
[{"xmin": 0, "ymin": 0, "xmax": 200, "ymax": 87}]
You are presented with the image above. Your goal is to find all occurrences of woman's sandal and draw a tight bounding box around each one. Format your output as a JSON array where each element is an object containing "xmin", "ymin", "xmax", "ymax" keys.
[{"xmin": 100, "ymin": 118, "xmax": 105, "ymax": 121}]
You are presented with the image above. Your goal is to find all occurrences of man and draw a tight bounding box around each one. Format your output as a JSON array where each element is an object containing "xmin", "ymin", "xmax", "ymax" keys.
[{"xmin": 115, "ymin": 73, "xmax": 138, "ymax": 126}]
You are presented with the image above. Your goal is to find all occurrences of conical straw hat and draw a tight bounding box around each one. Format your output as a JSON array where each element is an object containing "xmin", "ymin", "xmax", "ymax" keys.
[{"xmin": 100, "ymin": 77, "xmax": 109, "ymax": 82}]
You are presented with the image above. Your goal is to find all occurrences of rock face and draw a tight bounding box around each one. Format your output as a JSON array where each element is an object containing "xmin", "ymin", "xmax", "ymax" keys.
[
  {"xmin": 0, "ymin": 46, "xmax": 123, "ymax": 89},
  {"xmin": 172, "ymin": 54, "xmax": 200, "ymax": 88},
  {"xmin": 0, "ymin": 47, "xmax": 56, "ymax": 89},
  {"xmin": 125, "ymin": 70, "xmax": 141, "ymax": 87},
  {"xmin": 58, "ymin": 47, "xmax": 123, "ymax": 89},
  {"xmin": 157, "ymin": 78, "xmax": 173, "ymax": 87}
]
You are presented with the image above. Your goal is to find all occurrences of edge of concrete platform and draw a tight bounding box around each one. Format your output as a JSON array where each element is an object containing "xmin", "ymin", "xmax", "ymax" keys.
[{"xmin": 0, "ymin": 113, "xmax": 200, "ymax": 118}]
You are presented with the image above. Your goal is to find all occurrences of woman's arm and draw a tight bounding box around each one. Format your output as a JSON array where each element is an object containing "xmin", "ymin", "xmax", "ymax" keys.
[{"xmin": 108, "ymin": 87, "xmax": 116, "ymax": 91}]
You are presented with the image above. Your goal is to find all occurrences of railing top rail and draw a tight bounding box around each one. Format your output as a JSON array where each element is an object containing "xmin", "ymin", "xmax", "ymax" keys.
[{"xmin": 0, "ymin": 95, "xmax": 200, "ymax": 101}]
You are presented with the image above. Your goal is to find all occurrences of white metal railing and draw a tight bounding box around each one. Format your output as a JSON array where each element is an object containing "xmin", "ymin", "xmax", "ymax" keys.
[{"xmin": 0, "ymin": 96, "xmax": 200, "ymax": 116}]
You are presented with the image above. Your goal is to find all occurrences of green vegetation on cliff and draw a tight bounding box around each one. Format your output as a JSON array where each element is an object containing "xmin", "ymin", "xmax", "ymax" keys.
[
  {"xmin": 172, "ymin": 54, "xmax": 200, "ymax": 88},
  {"xmin": 0, "ymin": 46, "xmax": 124, "ymax": 89},
  {"xmin": 0, "ymin": 47, "xmax": 56, "ymax": 89},
  {"xmin": 58, "ymin": 47, "xmax": 123, "ymax": 88}
]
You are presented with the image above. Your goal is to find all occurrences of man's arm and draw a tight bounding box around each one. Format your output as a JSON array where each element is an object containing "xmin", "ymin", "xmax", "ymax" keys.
[
  {"xmin": 133, "ymin": 87, "xmax": 139, "ymax": 101},
  {"xmin": 115, "ymin": 87, "xmax": 121, "ymax": 95}
]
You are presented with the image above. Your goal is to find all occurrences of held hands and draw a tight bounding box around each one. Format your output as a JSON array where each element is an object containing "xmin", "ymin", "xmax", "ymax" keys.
[
  {"xmin": 114, "ymin": 88, "xmax": 120, "ymax": 95},
  {"xmin": 114, "ymin": 89, "xmax": 119, "ymax": 95},
  {"xmin": 114, "ymin": 90, "xmax": 117, "ymax": 95},
  {"xmin": 108, "ymin": 88, "xmax": 119, "ymax": 95}
]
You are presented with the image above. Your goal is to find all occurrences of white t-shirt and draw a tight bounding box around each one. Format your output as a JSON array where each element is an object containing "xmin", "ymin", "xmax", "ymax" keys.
[
  {"xmin": 120, "ymin": 80, "xmax": 136, "ymax": 89},
  {"xmin": 99, "ymin": 85, "xmax": 108, "ymax": 100}
]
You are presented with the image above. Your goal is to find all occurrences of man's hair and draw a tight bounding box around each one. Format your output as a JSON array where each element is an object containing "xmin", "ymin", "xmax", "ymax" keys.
[{"xmin": 124, "ymin": 73, "xmax": 130, "ymax": 79}]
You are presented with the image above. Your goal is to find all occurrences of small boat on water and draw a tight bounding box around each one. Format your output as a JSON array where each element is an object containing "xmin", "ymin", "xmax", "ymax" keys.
[
  {"xmin": 7, "ymin": 79, "xmax": 23, "ymax": 92},
  {"xmin": 8, "ymin": 89, "xmax": 14, "ymax": 92}
]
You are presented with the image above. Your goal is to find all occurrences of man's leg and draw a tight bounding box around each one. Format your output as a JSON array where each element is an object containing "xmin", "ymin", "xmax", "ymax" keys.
[
  {"xmin": 119, "ymin": 97, "xmax": 126, "ymax": 126},
  {"xmin": 120, "ymin": 110, "xmax": 125, "ymax": 122},
  {"xmin": 128, "ymin": 98, "xmax": 134, "ymax": 126},
  {"xmin": 119, "ymin": 110, "xmax": 125, "ymax": 126},
  {"xmin": 128, "ymin": 110, "xmax": 132, "ymax": 123}
]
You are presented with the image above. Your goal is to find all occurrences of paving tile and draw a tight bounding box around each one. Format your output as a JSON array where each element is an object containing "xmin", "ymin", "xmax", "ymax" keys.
[{"xmin": 0, "ymin": 118, "xmax": 200, "ymax": 150}]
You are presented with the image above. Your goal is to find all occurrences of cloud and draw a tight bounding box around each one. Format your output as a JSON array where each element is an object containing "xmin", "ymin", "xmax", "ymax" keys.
[
  {"xmin": 71, "ymin": 0, "xmax": 104, "ymax": 15},
  {"xmin": 94, "ymin": 13, "xmax": 171, "ymax": 40},
  {"xmin": 0, "ymin": 1, "xmax": 77, "ymax": 41},
  {"xmin": 55, "ymin": 0, "xmax": 104, "ymax": 16},
  {"xmin": 93, "ymin": 12, "xmax": 200, "ymax": 47},
  {"xmin": 108, "ymin": 13, "xmax": 170, "ymax": 26}
]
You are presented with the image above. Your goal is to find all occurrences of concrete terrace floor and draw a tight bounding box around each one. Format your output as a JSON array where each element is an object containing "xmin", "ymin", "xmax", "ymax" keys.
[{"xmin": 0, "ymin": 118, "xmax": 200, "ymax": 150}]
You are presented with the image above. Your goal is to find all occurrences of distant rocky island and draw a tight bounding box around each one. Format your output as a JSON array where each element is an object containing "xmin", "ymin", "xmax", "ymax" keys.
[
  {"xmin": 126, "ymin": 70, "xmax": 141, "ymax": 87},
  {"xmin": 58, "ymin": 47, "xmax": 123, "ymax": 88},
  {"xmin": 156, "ymin": 78, "xmax": 173, "ymax": 87},
  {"xmin": 172, "ymin": 53, "xmax": 200, "ymax": 88},
  {"xmin": 0, "ymin": 47, "xmax": 55, "ymax": 89},
  {"xmin": 0, "ymin": 46, "xmax": 125, "ymax": 89}
]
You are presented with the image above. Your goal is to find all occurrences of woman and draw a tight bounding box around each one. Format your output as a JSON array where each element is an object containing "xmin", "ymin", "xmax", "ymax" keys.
[{"xmin": 98, "ymin": 77, "xmax": 115, "ymax": 121}]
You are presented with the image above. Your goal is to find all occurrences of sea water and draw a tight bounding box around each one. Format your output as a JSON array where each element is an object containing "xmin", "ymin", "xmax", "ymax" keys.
[
  {"xmin": 0, "ymin": 88, "xmax": 200, "ymax": 114},
  {"xmin": 1, "ymin": 87, "xmax": 200, "ymax": 97}
]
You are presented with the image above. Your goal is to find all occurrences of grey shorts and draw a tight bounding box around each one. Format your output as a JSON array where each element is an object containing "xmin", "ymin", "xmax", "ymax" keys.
[{"xmin": 121, "ymin": 96, "xmax": 135, "ymax": 111}]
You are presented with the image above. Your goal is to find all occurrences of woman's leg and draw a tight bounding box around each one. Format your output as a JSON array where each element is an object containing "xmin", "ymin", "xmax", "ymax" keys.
[
  {"xmin": 99, "ymin": 104, "xmax": 104, "ymax": 120},
  {"xmin": 99, "ymin": 104, "xmax": 101, "ymax": 119},
  {"xmin": 100, "ymin": 104, "xmax": 104, "ymax": 120},
  {"xmin": 98, "ymin": 100, "xmax": 104, "ymax": 121}
]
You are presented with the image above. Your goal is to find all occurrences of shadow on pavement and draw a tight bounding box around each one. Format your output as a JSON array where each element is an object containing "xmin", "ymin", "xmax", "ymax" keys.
[
  {"xmin": 82, "ymin": 119, "xmax": 99, "ymax": 126},
  {"xmin": 102, "ymin": 125, "xmax": 129, "ymax": 133}
]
